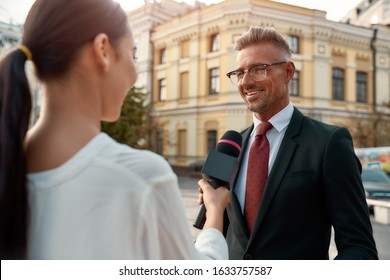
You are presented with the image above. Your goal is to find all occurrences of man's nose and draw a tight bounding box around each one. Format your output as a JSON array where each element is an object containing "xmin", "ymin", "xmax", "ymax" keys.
[{"xmin": 239, "ymin": 71, "xmax": 255, "ymax": 86}]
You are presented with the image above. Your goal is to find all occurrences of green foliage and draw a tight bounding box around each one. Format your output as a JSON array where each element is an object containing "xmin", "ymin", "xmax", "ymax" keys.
[{"xmin": 101, "ymin": 87, "xmax": 150, "ymax": 148}]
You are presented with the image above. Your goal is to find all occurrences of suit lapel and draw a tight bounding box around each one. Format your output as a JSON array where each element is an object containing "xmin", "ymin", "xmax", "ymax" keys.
[
  {"xmin": 238, "ymin": 125, "xmax": 253, "ymax": 172},
  {"xmin": 229, "ymin": 125, "xmax": 253, "ymax": 240},
  {"xmin": 248, "ymin": 108, "xmax": 304, "ymax": 243}
]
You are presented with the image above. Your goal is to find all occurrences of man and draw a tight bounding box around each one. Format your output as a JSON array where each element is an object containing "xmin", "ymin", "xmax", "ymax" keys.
[{"xmin": 224, "ymin": 26, "xmax": 378, "ymax": 259}]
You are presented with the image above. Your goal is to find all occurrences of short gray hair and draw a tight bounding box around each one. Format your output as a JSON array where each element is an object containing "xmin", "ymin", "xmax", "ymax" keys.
[{"xmin": 234, "ymin": 26, "xmax": 292, "ymax": 59}]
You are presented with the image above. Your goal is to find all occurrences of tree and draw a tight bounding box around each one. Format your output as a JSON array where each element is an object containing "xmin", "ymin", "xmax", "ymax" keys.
[
  {"xmin": 101, "ymin": 87, "xmax": 150, "ymax": 148},
  {"xmin": 332, "ymin": 108, "xmax": 390, "ymax": 148}
]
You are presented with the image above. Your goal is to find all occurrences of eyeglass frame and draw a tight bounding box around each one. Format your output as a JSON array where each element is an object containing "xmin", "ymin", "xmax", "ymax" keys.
[{"xmin": 226, "ymin": 60, "xmax": 287, "ymax": 84}]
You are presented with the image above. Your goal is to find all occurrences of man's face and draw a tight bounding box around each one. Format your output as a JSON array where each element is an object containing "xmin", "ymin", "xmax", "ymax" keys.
[{"xmin": 236, "ymin": 42, "xmax": 295, "ymax": 121}]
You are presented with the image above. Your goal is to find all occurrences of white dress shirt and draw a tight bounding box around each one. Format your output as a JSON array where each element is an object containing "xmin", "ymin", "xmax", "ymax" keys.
[{"xmin": 234, "ymin": 102, "xmax": 294, "ymax": 213}]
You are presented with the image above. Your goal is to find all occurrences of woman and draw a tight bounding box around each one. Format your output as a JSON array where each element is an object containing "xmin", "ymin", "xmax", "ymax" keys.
[{"xmin": 0, "ymin": 0, "xmax": 229, "ymax": 259}]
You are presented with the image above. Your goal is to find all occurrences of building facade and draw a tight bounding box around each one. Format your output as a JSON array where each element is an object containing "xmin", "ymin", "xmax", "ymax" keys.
[
  {"xmin": 341, "ymin": 0, "xmax": 390, "ymax": 26},
  {"xmin": 128, "ymin": 0, "xmax": 205, "ymax": 96},
  {"xmin": 133, "ymin": 0, "xmax": 390, "ymax": 166}
]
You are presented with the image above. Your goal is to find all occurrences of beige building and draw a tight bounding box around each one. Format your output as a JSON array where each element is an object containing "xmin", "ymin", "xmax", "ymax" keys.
[
  {"xmin": 128, "ymin": 0, "xmax": 205, "ymax": 95},
  {"xmin": 130, "ymin": 0, "xmax": 390, "ymax": 166},
  {"xmin": 341, "ymin": 0, "xmax": 390, "ymax": 26}
]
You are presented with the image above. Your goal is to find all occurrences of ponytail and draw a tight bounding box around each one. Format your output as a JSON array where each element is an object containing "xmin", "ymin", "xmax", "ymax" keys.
[
  {"xmin": 0, "ymin": 49, "xmax": 32, "ymax": 259},
  {"xmin": 0, "ymin": 0, "xmax": 130, "ymax": 259}
]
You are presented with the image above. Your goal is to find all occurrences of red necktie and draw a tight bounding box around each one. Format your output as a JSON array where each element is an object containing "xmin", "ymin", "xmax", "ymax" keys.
[{"xmin": 244, "ymin": 122, "xmax": 273, "ymax": 233}]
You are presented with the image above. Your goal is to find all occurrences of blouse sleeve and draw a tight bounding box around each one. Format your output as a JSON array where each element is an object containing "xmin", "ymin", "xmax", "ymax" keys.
[{"xmin": 149, "ymin": 171, "xmax": 228, "ymax": 260}]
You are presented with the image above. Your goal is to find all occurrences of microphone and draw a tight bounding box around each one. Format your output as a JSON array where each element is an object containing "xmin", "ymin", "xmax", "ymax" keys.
[{"xmin": 193, "ymin": 130, "xmax": 242, "ymax": 229}]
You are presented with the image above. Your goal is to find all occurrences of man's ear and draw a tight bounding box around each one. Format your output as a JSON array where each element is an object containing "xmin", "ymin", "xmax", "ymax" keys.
[
  {"xmin": 285, "ymin": 61, "xmax": 296, "ymax": 82},
  {"xmin": 92, "ymin": 33, "xmax": 110, "ymax": 72}
]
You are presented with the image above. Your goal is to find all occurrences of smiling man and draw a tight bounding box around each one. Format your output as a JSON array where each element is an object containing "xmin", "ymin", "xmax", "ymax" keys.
[{"xmin": 224, "ymin": 26, "xmax": 378, "ymax": 260}]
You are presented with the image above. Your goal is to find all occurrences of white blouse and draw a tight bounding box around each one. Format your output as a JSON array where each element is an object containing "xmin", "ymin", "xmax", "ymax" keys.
[{"xmin": 27, "ymin": 133, "xmax": 227, "ymax": 259}]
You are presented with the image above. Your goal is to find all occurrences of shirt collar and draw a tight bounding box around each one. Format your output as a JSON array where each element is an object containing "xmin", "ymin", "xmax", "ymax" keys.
[{"xmin": 251, "ymin": 102, "xmax": 294, "ymax": 136}]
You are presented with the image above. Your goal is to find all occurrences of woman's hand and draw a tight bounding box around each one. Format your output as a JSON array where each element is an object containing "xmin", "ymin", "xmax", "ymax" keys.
[{"xmin": 197, "ymin": 179, "xmax": 230, "ymax": 232}]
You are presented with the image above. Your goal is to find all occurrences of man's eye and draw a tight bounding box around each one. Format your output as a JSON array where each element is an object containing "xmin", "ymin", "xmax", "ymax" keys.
[
  {"xmin": 236, "ymin": 72, "xmax": 244, "ymax": 78},
  {"xmin": 252, "ymin": 66, "xmax": 265, "ymax": 74}
]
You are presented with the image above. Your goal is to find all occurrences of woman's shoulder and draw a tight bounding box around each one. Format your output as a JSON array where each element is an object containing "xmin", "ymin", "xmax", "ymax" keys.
[{"xmin": 97, "ymin": 133, "xmax": 176, "ymax": 184}]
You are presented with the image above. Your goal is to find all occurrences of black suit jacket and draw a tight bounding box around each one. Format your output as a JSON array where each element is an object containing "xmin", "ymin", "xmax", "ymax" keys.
[{"xmin": 224, "ymin": 107, "xmax": 378, "ymax": 259}]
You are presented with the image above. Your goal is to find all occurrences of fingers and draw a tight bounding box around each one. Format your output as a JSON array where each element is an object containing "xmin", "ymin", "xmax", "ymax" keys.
[
  {"xmin": 197, "ymin": 179, "xmax": 230, "ymax": 207},
  {"xmin": 198, "ymin": 179, "xmax": 209, "ymax": 192},
  {"xmin": 197, "ymin": 180, "xmax": 205, "ymax": 205},
  {"xmin": 197, "ymin": 193, "xmax": 203, "ymax": 205},
  {"xmin": 197, "ymin": 179, "xmax": 230, "ymax": 232},
  {"xmin": 197, "ymin": 179, "xmax": 213, "ymax": 204}
]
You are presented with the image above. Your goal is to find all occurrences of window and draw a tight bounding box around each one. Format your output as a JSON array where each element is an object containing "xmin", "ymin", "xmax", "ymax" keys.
[
  {"xmin": 356, "ymin": 71, "xmax": 367, "ymax": 103},
  {"xmin": 181, "ymin": 40, "xmax": 190, "ymax": 58},
  {"xmin": 159, "ymin": 48, "xmax": 166, "ymax": 64},
  {"xmin": 210, "ymin": 33, "xmax": 220, "ymax": 52},
  {"xmin": 332, "ymin": 68, "xmax": 344, "ymax": 101},
  {"xmin": 156, "ymin": 132, "xmax": 164, "ymax": 155},
  {"xmin": 180, "ymin": 72, "xmax": 189, "ymax": 99},
  {"xmin": 209, "ymin": 68, "xmax": 220, "ymax": 95},
  {"xmin": 289, "ymin": 71, "xmax": 300, "ymax": 96},
  {"xmin": 177, "ymin": 129, "xmax": 187, "ymax": 156},
  {"xmin": 207, "ymin": 130, "xmax": 217, "ymax": 152},
  {"xmin": 158, "ymin": 78, "xmax": 167, "ymax": 101},
  {"xmin": 288, "ymin": 35, "xmax": 299, "ymax": 54}
]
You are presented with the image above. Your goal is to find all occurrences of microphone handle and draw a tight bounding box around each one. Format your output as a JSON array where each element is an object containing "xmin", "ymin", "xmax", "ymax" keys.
[{"xmin": 193, "ymin": 178, "xmax": 223, "ymax": 229}]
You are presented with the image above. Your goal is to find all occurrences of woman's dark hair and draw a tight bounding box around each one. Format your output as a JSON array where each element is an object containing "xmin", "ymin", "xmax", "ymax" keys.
[{"xmin": 0, "ymin": 0, "xmax": 129, "ymax": 259}]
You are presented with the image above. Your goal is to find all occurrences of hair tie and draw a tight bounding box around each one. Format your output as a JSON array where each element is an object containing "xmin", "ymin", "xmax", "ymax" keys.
[{"xmin": 18, "ymin": 45, "xmax": 33, "ymax": 61}]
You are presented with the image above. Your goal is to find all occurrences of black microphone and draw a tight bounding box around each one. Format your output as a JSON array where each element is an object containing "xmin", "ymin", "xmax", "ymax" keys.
[{"xmin": 193, "ymin": 130, "xmax": 242, "ymax": 229}]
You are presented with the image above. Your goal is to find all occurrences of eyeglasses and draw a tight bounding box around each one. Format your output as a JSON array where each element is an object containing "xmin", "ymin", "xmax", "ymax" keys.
[{"xmin": 226, "ymin": 61, "xmax": 287, "ymax": 84}]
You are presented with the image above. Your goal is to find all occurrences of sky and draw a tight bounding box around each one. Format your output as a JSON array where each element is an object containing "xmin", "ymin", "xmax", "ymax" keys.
[{"xmin": 0, "ymin": 0, "xmax": 363, "ymax": 25}]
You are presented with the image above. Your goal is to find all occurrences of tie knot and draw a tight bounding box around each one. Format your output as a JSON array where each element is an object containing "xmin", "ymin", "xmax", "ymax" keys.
[{"xmin": 256, "ymin": 122, "xmax": 273, "ymax": 136}]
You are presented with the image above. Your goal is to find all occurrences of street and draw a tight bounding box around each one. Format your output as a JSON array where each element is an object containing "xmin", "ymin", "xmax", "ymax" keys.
[{"xmin": 178, "ymin": 176, "xmax": 390, "ymax": 260}]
